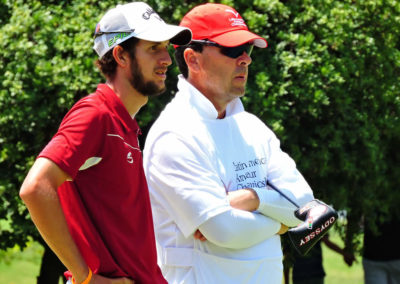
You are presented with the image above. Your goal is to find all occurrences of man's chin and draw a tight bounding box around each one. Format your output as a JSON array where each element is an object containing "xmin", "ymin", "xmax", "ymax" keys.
[
  {"xmin": 144, "ymin": 86, "xmax": 166, "ymax": 97},
  {"xmin": 232, "ymin": 89, "xmax": 246, "ymax": 98},
  {"xmin": 132, "ymin": 81, "xmax": 166, "ymax": 97}
]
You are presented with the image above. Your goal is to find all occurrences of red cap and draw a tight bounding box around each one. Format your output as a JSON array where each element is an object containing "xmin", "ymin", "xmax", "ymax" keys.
[{"xmin": 180, "ymin": 3, "xmax": 267, "ymax": 48}]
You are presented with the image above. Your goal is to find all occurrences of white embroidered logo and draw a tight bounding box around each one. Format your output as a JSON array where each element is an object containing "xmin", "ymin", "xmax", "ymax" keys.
[
  {"xmin": 225, "ymin": 9, "xmax": 239, "ymax": 18},
  {"xmin": 127, "ymin": 152, "xmax": 134, "ymax": 164},
  {"xmin": 225, "ymin": 9, "xmax": 247, "ymax": 27}
]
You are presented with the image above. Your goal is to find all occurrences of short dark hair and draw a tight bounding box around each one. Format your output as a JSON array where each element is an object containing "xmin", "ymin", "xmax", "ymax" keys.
[
  {"xmin": 174, "ymin": 42, "xmax": 203, "ymax": 78},
  {"xmin": 95, "ymin": 37, "xmax": 140, "ymax": 80}
]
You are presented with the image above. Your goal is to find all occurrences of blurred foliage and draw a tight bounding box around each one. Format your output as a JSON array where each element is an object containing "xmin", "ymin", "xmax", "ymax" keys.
[{"xmin": 1, "ymin": 0, "xmax": 399, "ymax": 262}]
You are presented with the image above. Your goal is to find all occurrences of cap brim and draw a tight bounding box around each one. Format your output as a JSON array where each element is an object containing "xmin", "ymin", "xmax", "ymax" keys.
[
  {"xmin": 209, "ymin": 30, "xmax": 267, "ymax": 48},
  {"xmin": 134, "ymin": 24, "xmax": 192, "ymax": 45}
]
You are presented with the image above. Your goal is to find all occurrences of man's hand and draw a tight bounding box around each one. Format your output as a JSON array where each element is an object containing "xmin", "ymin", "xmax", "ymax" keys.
[
  {"xmin": 228, "ymin": 188, "xmax": 259, "ymax": 211},
  {"xmin": 343, "ymin": 252, "xmax": 356, "ymax": 266},
  {"xmin": 277, "ymin": 224, "xmax": 288, "ymax": 235},
  {"xmin": 194, "ymin": 229, "xmax": 207, "ymax": 241},
  {"xmin": 90, "ymin": 274, "xmax": 135, "ymax": 283}
]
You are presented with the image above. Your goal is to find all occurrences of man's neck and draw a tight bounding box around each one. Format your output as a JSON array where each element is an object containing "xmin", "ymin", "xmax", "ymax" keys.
[
  {"xmin": 187, "ymin": 77, "xmax": 228, "ymax": 119},
  {"xmin": 106, "ymin": 78, "xmax": 148, "ymax": 118}
]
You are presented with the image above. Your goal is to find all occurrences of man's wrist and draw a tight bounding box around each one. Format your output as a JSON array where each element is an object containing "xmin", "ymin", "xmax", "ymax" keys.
[
  {"xmin": 72, "ymin": 267, "xmax": 92, "ymax": 284},
  {"xmin": 251, "ymin": 187, "xmax": 269, "ymax": 210},
  {"xmin": 243, "ymin": 188, "xmax": 260, "ymax": 211}
]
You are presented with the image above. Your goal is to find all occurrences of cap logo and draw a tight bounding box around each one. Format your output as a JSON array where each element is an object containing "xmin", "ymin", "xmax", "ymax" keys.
[
  {"xmin": 142, "ymin": 8, "xmax": 163, "ymax": 22},
  {"xmin": 225, "ymin": 9, "xmax": 239, "ymax": 18},
  {"xmin": 108, "ymin": 32, "xmax": 132, "ymax": 47},
  {"xmin": 225, "ymin": 9, "xmax": 246, "ymax": 27}
]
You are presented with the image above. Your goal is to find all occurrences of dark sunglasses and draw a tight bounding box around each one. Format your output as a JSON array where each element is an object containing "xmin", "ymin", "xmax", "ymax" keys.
[
  {"xmin": 190, "ymin": 39, "xmax": 254, "ymax": 59},
  {"xmin": 93, "ymin": 29, "xmax": 135, "ymax": 38}
]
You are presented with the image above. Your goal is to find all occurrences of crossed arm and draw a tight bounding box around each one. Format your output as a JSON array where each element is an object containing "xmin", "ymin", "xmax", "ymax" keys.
[
  {"xmin": 195, "ymin": 188, "xmax": 288, "ymax": 244},
  {"xmin": 145, "ymin": 132, "xmax": 291, "ymax": 250},
  {"xmin": 145, "ymin": 131, "xmax": 313, "ymax": 250}
]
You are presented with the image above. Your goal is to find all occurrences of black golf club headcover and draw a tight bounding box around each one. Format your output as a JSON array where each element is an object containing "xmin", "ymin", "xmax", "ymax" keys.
[{"xmin": 288, "ymin": 199, "xmax": 338, "ymax": 256}]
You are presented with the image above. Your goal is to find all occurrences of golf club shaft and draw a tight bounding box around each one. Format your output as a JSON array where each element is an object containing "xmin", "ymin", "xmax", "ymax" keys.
[{"xmin": 267, "ymin": 180, "xmax": 300, "ymax": 208}]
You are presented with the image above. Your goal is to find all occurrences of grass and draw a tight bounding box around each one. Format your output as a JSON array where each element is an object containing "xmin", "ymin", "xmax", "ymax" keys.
[
  {"xmin": 0, "ymin": 241, "xmax": 44, "ymax": 284},
  {"xmin": 0, "ymin": 235, "xmax": 363, "ymax": 284},
  {"xmin": 0, "ymin": 241, "xmax": 64, "ymax": 284},
  {"xmin": 285, "ymin": 232, "xmax": 364, "ymax": 284},
  {"xmin": 323, "ymin": 234, "xmax": 364, "ymax": 284}
]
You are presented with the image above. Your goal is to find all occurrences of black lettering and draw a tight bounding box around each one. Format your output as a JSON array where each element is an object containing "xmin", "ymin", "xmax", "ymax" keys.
[
  {"xmin": 142, "ymin": 8, "xmax": 162, "ymax": 21},
  {"xmin": 233, "ymin": 161, "xmax": 247, "ymax": 171}
]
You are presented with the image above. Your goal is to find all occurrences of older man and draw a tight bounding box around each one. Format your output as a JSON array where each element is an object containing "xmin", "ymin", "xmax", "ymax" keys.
[{"xmin": 144, "ymin": 3, "xmax": 313, "ymax": 283}]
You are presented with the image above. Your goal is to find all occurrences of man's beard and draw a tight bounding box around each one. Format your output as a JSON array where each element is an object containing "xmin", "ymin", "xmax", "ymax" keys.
[{"xmin": 129, "ymin": 56, "xmax": 166, "ymax": 97}]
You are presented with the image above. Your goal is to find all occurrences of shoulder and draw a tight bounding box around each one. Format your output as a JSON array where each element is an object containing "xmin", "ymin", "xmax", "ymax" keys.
[
  {"xmin": 234, "ymin": 111, "xmax": 276, "ymax": 138},
  {"xmin": 240, "ymin": 111, "xmax": 267, "ymax": 125},
  {"xmin": 62, "ymin": 93, "xmax": 110, "ymax": 126},
  {"xmin": 71, "ymin": 93, "xmax": 107, "ymax": 114}
]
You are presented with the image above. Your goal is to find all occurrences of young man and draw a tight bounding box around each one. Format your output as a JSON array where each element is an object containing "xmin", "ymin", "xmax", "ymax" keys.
[
  {"xmin": 19, "ymin": 2, "xmax": 191, "ymax": 284},
  {"xmin": 143, "ymin": 3, "xmax": 314, "ymax": 283}
]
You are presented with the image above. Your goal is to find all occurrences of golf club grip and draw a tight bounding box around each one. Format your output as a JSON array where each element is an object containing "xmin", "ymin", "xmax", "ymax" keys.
[{"xmin": 267, "ymin": 180, "xmax": 300, "ymax": 208}]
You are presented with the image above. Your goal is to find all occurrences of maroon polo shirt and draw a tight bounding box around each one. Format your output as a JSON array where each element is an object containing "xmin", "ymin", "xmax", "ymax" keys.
[{"xmin": 39, "ymin": 84, "xmax": 166, "ymax": 283}]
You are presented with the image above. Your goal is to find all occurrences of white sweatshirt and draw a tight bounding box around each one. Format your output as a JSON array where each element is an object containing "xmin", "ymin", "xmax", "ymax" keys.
[{"xmin": 143, "ymin": 75, "xmax": 314, "ymax": 284}]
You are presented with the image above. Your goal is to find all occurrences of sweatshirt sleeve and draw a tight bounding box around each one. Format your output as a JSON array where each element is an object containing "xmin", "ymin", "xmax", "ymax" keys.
[
  {"xmin": 198, "ymin": 209, "xmax": 281, "ymax": 249},
  {"xmin": 253, "ymin": 128, "xmax": 314, "ymax": 227}
]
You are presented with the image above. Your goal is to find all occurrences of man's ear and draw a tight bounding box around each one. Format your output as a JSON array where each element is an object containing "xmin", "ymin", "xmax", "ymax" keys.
[
  {"xmin": 184, "ymin": 48, "xmax": 201, "ymax": 73},
  {"xmin": 113, "ymin": 45, "xmax": 129, "ymax": 67}
]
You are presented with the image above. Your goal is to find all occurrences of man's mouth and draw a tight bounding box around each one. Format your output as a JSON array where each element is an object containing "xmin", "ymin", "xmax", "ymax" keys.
[
  {"xmin": 155, "ymin": 68, "xmax": 167, "ymax": 77},
  {"xmin": 234, "ymin": 74, "xmax": 247, "ymax": 80}
]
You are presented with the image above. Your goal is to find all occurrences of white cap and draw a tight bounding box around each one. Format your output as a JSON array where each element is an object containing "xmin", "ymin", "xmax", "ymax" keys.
[{"xmin": 93, "ymin": 2, "xmax": 192, "ymax": 58}]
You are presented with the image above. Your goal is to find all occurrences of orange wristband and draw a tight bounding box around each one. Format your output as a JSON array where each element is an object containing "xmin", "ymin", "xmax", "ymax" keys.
[{"xmin": 72, "ymin": 267, "xmax": 92, "ymax": 284}]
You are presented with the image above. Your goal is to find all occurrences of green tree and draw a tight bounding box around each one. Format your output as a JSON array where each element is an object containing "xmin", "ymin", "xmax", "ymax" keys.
[
  {"xmin": 247, "ymin": 0, "xmax": 400, "ymax": 253},
  {"xmin": 0, "ymin": 0, "xmax": 104, "ymax": 250}
]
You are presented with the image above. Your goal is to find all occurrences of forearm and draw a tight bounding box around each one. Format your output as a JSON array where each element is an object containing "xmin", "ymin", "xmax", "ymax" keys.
[
  {"xmin": 252, "ymin": 187, "xmax": 302, "ymax": 227},
  {"xmin": 229, "ymin": 187, "xmax": 306, "ymax": 228},
  {"xmin": 198, "ymin": 208, "xmax": 281, "ymax": 249},
  {"xmin": 24, "ymin": 190, "xmax": 88, "ymax": 281},
  {"xmin": 20, "ymin": 159, "xmax": 89, "ymax": 283},
  {"xmin": 323, "ymin": 237, "xmax": 344, "ymax": 254}
]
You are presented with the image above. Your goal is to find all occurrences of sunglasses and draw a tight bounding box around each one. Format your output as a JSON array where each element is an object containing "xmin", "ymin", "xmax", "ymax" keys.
[
  {"xmin": 190, "ymin": 40, "xmax": 254, "ymax": 59},
  {"xmin": 93, "ymin": 29, "xmax": 135, "ymax": 38}
]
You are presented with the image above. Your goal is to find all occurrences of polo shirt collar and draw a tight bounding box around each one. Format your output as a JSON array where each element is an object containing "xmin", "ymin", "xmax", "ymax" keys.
[
  {"xmin": 176, "ymin": 75, "xmax": 244, "ymax": 120},
  {"xmin": 96, "ymin": 84, "xmax": 140, "ymax": 134}
]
